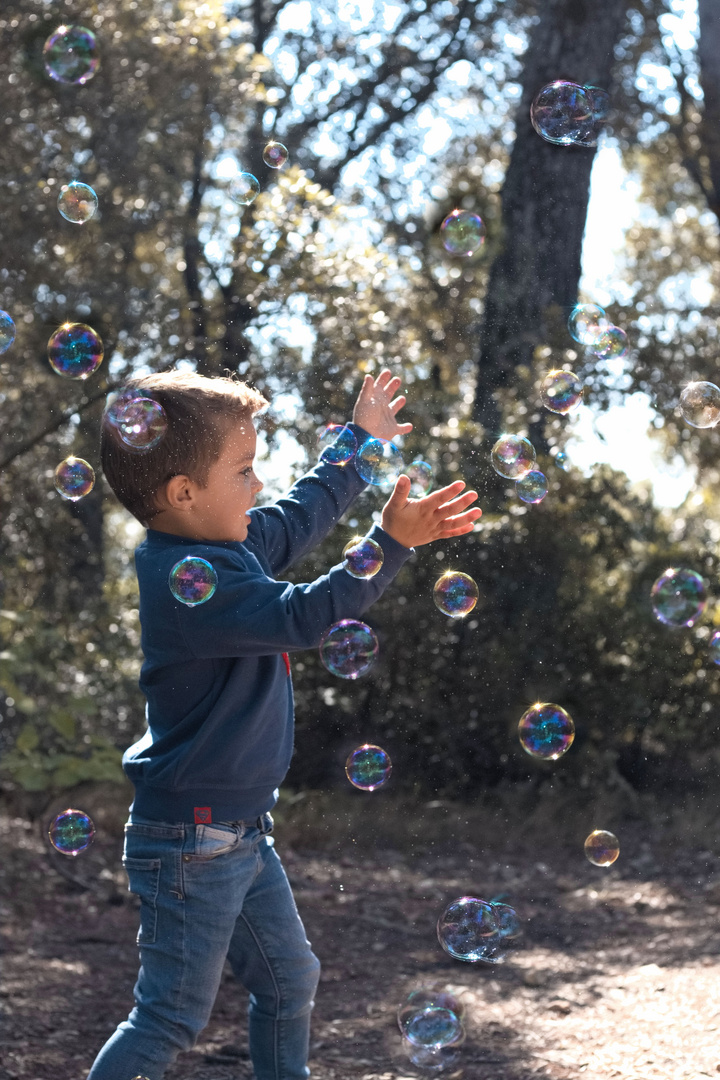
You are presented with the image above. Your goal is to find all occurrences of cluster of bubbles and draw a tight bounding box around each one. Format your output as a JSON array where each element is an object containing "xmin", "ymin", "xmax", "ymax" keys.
[
  {"xmin": 437, "ymin": 895, "xmax": 521, "ymax": 964},
  {"xmin": 490, "ymin": 434, "xmax": 549, "ymax": 505},
  {"xmin": 568, "ymin": 302, "xmax": 628, "ymax": 361},
  {"xmin": 530, "ymin": 80, "xmax": 610, "ymax": 148}
]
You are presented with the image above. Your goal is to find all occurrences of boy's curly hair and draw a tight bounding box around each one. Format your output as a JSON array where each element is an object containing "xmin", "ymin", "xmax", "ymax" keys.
[{"xmin": 100, "ymin": 369, "xmax": 267, "ymax": 528}]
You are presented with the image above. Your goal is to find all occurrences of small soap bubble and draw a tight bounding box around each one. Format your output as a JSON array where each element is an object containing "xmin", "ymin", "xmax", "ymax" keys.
[
  {"xmin": 48, "ymin": 322, "xmax": 104, "ymax": 379},
  {"xmin": 0, "ymin": 310, "xmax": 16, "ymax": 354},
  {"xmin": 568, "ymin": 303, "xmax": 609, "ymax": 344},
  {"xmin": 48, "ymin": 808, "xmax": 95, "ymax": 856},
  {"xmin": 437, "ymin": 896, "xmax": 499, "ymax": 962},
  {"xmin": 518, "ymin": 702, "xmax": 575, "ymax": 760},
  {"xmin": 433, "ymin": 571, "xmax": 479, "ymax": 617},
  {"xmin": 651, "ymin": 568, "xmax": 707, "ymax": 628},
  {"xmin": 407, "ymin": 459, "xmax": 433, "ymax": 496},
  {"xmin": 590, "ymin": 325, "xmax": 628, "ymax": 360},
  {"xmin": 491, "ymin": 902, "xmax": 522, "ymax": 939},
  {"xmin": 554, "ymin": 451, "xmax": 569, "ymax": 471},
  {"xmin": 57, "ymin": 181, "xmax": 98, "ymax": 223},
  {"xmin": 115, "ymin": 397, "xmax": 168, "ymax": 452},
  {"xmin": 169, "ymin": 557, "xmax": 218, "ymax": 607},
  {"xmin": 44, "ymin": 25, "xmax": 99, "ymax": 85},
  {"xmin": 406, "ymin": 1007, "xmax": 463, "ymax": 1050},
  {"xmin": 516, "ymin": 469, "xmax": 548, "ymax": 505},
  {"xmin": 262, "ymin": 141, "xmax": 288, "ymax": 168},
  {"xmin": 320, "ymin": 619, "xmax": 379, "ymax": 679},
  {"xmin": 355, "ymin": 437, "xmax": 403, "ymax": 486},
  {"xmin": 345, "ymin": 744, "xmax": 392, "ymax": 790},
  {"xmin": 679, "ymin": 382, "xmax": 720, "ymax": 428},
  {"xmin": 398, "ymin": 989, "xmax": 465, "ymax": 1035},
  {"xmin": 440, "ymin": 210, "xmax": 486, "ymax": 257},
  {"xmin": 54, "ymin": 456, "xmax": 95, "ymax": 501},
  {"xmin": 342, "ymin": 536, "xmax": 384, "ymax": 579},
  {"xmin": 540, "ymin": 370, "xmax": 583, "ymax": 414},
  {"xmin": 584, "ymin": 829, "xmax": 620, "ymax": 866},
  {"xmin": 491, "ymin": 435, "xmax": 536, "ymax": 480},
  {"xmin": 709, "ymin": 630, "xmax": 720, "ymax": 665},
  {"xmin": 530, "ymin": 81, "xmax": 593, "ymax": 145},
  {"xmin": 318, "ymin": 423, "xmax": 358, "ymax": 465},
  {"xmin": 229, "ymin": 171, "xmax": 260, "ymax": 206}
]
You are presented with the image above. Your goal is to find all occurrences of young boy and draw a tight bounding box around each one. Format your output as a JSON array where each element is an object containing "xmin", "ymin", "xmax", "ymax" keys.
[{"xmin": 90, "ymin": 367, "xmax": 480, "ymax": 1080}]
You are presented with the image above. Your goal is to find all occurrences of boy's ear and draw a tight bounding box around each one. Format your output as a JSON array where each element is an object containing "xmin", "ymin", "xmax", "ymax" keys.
[{"xmin": 160, "ymin": 474, "xmax": 195, "ymax": 511}]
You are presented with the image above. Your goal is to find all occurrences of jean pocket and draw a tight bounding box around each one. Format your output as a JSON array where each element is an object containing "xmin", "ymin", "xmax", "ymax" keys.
[
  {"xmin": 123, "ymin": 856, "xmax": 161, "ymax": 945},
  {"xmin": 188, "ymin": 823, "xmax": 241, "ymax": 861}
]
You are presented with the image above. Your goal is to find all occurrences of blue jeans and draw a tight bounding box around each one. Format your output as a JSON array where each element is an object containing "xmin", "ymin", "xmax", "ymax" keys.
[{"xmin": 87, "ymin": 812, "xmax": 321, "ymax": 1080}]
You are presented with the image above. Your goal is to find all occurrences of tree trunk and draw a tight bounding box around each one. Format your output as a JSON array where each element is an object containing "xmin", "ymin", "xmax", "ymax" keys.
[
  {"xmin": 472, "ymin": 0, "xmax": 630, "ymax": 441},
  {"xmin": 697, "ymin": 0, "xmax": 720, "ymax": 221}
]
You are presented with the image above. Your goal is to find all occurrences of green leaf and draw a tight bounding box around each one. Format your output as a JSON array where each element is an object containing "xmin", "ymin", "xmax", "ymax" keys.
[
  {"xmin": 15, "ymin": 722, "xmax": 39, "ymax": 753},
  {"xmin": 48, "ymin": 710, "xmax": 76, "ymax": 741}
]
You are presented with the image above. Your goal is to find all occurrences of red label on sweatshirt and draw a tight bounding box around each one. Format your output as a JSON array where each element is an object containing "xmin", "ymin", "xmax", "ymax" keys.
[
  {"xmin": 282, "ymin": 652, "xmax": 291, "ymax": 676},
  {"xmin": 194, "ymin": 806, "xmax": 212, "ymax": 824}
]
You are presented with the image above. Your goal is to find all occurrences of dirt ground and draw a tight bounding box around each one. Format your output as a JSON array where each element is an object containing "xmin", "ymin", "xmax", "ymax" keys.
[{"xmin": 2, "ymin": 781, "xmax": 720, "ymax": 1080}]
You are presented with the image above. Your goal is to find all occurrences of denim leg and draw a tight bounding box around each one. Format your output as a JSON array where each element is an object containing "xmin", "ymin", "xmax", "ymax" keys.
[{"xmin": 226, "ymin": 838, "xmax": 321, "ymax": 1080}]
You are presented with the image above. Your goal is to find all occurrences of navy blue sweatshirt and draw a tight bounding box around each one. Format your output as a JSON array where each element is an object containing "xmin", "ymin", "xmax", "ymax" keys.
[{"xmin": 123, "ymin": 424, "xmax": 414, "ymax": 825}]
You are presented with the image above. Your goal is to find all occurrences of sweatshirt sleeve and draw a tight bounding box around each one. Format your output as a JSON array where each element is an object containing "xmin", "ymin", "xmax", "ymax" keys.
[
  {"xmin": 175, "ymin": 524, "xmax": 413, "ymax": 659},
  {"xmin": 244, "ymin": 422, "xmax": 371, "ymax": 576}
]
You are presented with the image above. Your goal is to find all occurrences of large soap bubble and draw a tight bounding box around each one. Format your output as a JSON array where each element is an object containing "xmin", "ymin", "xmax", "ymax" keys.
[
  {"xmin": 44, "ymin": 25, "xmax": 99, "ymax": 85},
  {"xmin": 590, "ymin": 325, "xmax": 628, "ymax": 360},
  {"xmin": 651, "ymin": 568, "xmax": 707, "ymax": 628},
  {"xmin": 679, "ymin": 382, "xmax": 720, "ymax": 429},
  {"xmin": 345, "ymin": 744, "xmax": 392, "ymax": 790},
  {"xmin": 433, "ymin": 571, "xmax": 479, "ymax": 617},
  {"xmin": 576, "ymin": 85, "xmax": 611, "ymax": 147},
  {"xmin": 48, "ymin": 809, "xmax": 95, "ymax": 856},
  {"xmin": 440, "ymin": 209, "xmax": 486, "ymax": 256},
  {"xmin": 397, "ymin": 988, "xmax": 465, "ymax": 1036},
  {"xmin": 437, "ymin": 896, "xmax": 499, "ymax": 962},
  {"xmin": 0, "ymin": 310, "xmax": 16, "ymax": 354},
  {"xmin": 530, "ymin": 81, "xmax": 593, "ymax": 145},
  {"xmin": 540, "ymin": 370, "xmax": 583, "ymax": 414},
  {"xmin": 518, "ymin": 702, "xmax": 575, "ymax": 760},
  {"xmin": 262, "ymin": 141, "xmax": 288, "ymax": 168},
  {"xmin": 584, "ymin": 829, "xmax": 620, "ymax": 866},
  {"xmin": 491, "ymin": 435, "xmax": 535, "ymax": 480},
  {"xmin": 114, "ymin": 397, "xmax": 168, "ymax": 452},
  {"xmin": 318, "ymin": 424, "xmax": 358, "ymax": 465},
  {"xmin": 54, "ymin": 456, "xmax": 95, "ymax": 501},
  {"xmin": 355, "ymin": 437, "xmax": 403, "ymax": 486},
  {"xmin": 342, "ymin": 536, "xmax": 384, "ymax": 579},
  {"xmin": 516, "ymin": 470, "xmax": 548, "ymax": 505},
  {"xmin": 320, "ymin": 619, "xmax": 379, "ymax": 679},
  {"xmin": 229, "ymin": 171, "xmax": 260, "ymax": 206},
  {"xmin": 568, "ymin": 303, "xmax": 609, "ymax": 344},
  {"xmin": 47, "ymin": 322, "xmax": 104, "ymax": 379},
  {"xmin": 406, "ymin": 1007, "xmax": 463, "ymax": 1050},
  {"xmin": 57, "ymin": 181, "xmax": 98, "ymax": 223},
  {"xmin": 169, "ymin": 557, "xmax": 218, "ymax": 607}
]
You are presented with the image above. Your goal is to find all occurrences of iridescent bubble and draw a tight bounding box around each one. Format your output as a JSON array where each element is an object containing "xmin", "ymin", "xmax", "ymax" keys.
[
  {"xmin": 433, "ymin": 571, "xmax": 479, "ymax": 617},
  {"xmin": 406, "ymin": 1007, "xmax": 463, "ymax": 1051},
  {"xmin": 491, "ymin": 435, "xmax": 536, "ymax": 480},
  {"xmin": 48, "ymin": 808, "xmax": 95, "ymax": 856},
  {"xmin": 342, "ymin": 536, "xmax": 384, "ymax": 579},
  {"xmin": 540, "ymin": 370, "xmax": 583, "ymax": 414},
  {"xmin": 554, "ymin": 451, "xmax": 569, "ymax": 471},
  {"xmin": 320, "ymin": 619, "xmax": 378, "ymax": 679},
  {"xmin": 679, "ymin": 382, "xmax": 720, "ymax": 429},
  {"xmin": 437, "ymin": 896, "xmax": 499, "ymax": 962},
  {"xmin": 43, "ymin": 25, "xmax": 99, "ymax": 85},
  {"xmin": 530, "ymin": 81, "xmax": 593, "ymax": 146},
  {"xmin": 229, "ymin": 171, "xmax": 260, "ymax": 206},
  {"xmin": 318, "ymin": 423, "xmax": 358, "ymax": 465},
  {"xmin": 169, "ymin": 556, "xmax": 218, "ymax": 607},
  {"xmin": 407, "ymin": 459, "xmax": 433, "ymax": 497},
  {"xmin": 576, "ymin": 85, "xmax": 611, "ymax": 147},
  {"xmin": 584, "ymin": 829, "xmax": 620, "ymax": 866},
  {"xmin": 0, "ymin": 310, "xmax": 16, "ymax": 354},
  {"xmin": 651, "ymin": 568, "xmax": 707, "ymax": 628},
  {"xmin": 403, "ymin": 1034, "xmax": 464, "ymax": 1072},
  {"xmin": 54, "ymin": 456, "xmax": 95, "ymax": 501},
  {"xmin": 709, "ymin": 630, "xmax": 720, "ymax": 665},
  {"xmin": 345, "ymin": 744, "xmax": 392, "ymax": 790},
  {"xmin": 398, "ymin": 989, "xmax": 465, "ymax": 1036},
  {"xmin": 492, "ymin": 902, "xmax": 522, "ymax": 939},
  {"xmin": 590, "ymin": 325, "xmax": 628, "ymax": 360},
  {"xmin": 262, "ymin": 141, "xmax": 288, "ymax": 168},
  {"xmin": 355, "ymin": 437, "xmax": 403, "ymax": 486},
  {"xmin": 567, "ymin": 303, "xmax": 609, "ymax": 345},
  {"xmin": 104, "ymin": 386, "xmax": 142, "ymax": 427},
  {"xmin": 115, "ymin": 397, "xmax": 168, "ymax": 452},
  {"xmin": 440, "ymin": 210, "xmax": 486, "ymax": 257},
  {"xmin": 518, "ymin": 703, "xmax": 575, "ymax": 760},
  {"xmin": 47, "ymin": 323, "xmax": 104, "ymax": 379},
  {"xmin": 516, "ymin": 470, "xmax": 548, "ymax": 505},
  {"xmin": 57, "ymin": 181, "xmax": 98, "ymax": 224}
]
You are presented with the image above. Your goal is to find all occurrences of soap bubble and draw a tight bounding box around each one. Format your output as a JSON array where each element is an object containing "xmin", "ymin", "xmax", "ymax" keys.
[
  {"xmin": 403, "ymin": 1036, "xmax": 463, "ymax": 1072},
  {"xmin": 437, "ymin": 896, "xmax": 499, "ymax": 962},
  {"xmin": 57, "ymin": 181, "xmax": 98, "ymax": 223},
  {"xmin": 114, "ymin": 397, "xmax": 168, "ymax": 452},
  {"xmin": 48, "ymin": 809, "xmax": 95, "ymax": 856},
  {"xmin": 47, "ymin": 323, "xmax": 104, "ymax": 379},
  {"xmin": 584, "ymin": 829, "xmax": 620, "ymax": 867},
  {"xmin": 0, "ymin": 310, "xmax": 16, "ymax": 354},
  {"xmin": 229, "ymin": 171, "xmax": 260, "ymax": 206},
  {"xmin": 492, "ymin": 902, "xmax": 522, "ymax": 939},
  {"xmin": 491, "ymin": 435, "xmax": 536, "ymax": 480},
  {"xmin": 568, "ymin": 303, "xmax": 609, "ymax": 344},
  {"xmin": 262, "ymin": 141, "xmax": 288, "ymax": 168},
  {"xmin": 679, "ymin": 382, "xmax": 720, "ymax": 428},
  {"xmin": 318, "ymin": 423, "xmax": 358, "ymax": 465},
  {"xmin": 651, "ymin": 568, "xmax": 707, "ymax": 628},
  {"xmin": 530, "ymin": 81, "xmax": 593, "ymax": 145},
  {"xmin": 406, "ymin": 1007, "xmax": 463, "ymax": 1050},
  {"xmin": 398, "ymin": 989, "xmax": 465, "ymax": 1036},
  {"xmin": 320, "ymin": 619, "xmax": 379, "ymax": 679},
  {"xmin": 554, "ymin": 451, "xmax": 569, "ymax": 471},
  {"xmin": 355, "ymin": 437, "xmax": 403, "ymax": 486},
  {"xmin": 433, "ymin": 571, "xmax": 479, "ymax": 617},
  {"xmin": 709, "ymin": 631, "xmax": 720, "ymax": 665},
  {"xmin": 576, "ymin": 85, "xmax": 611, "ymax": 146},
  {"xmin": 540, "ymin": 370, "xmax": 583, "ymax": 414},
  {"xmin": 169, "ymin": 557, "xmax": 218, "ymax": 607},
  {"xmin": 342, "ymin": 536, "xmax": 384, "ymax": 579},
  {"xmin": 516, "ymin": 470, "xmax": 548, "ymax": 505},
  {"xmin": 518, "ymin": 703, "xmax": 575, "ymax": 760},
  {"xmin": 104, "ymin": 386, "xmax": 142, "ymax": 427},
  {"xmin": 590, "ymin": 325, "xmax": 628, "ymax": 360},
  {"xmin": 44, "ymin": 25, "xmax": 99, "ymax": 85},
  {"xmin": 407, "ymin": 459, "xmax": 433, "ymax": 496},
  {"xmin": 345, "ymin": 744, "xmax": 392, "ymax": 790},
  {"xmin": 440, "ymin": 210, "xmax": 486, "ymax": 257},
  {"xmin": 54, "ymin": 456, "xmax": 95, "ymax": 501}
]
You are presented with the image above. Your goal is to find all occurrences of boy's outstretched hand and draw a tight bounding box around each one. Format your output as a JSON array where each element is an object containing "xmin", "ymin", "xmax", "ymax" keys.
[
  {"xmin": 381, "ymin": 476, "xmax": 482, "ymax": 549},
  {"xmin": 353, "ymin": 370, "xmax": 413, "ymax": 442}
]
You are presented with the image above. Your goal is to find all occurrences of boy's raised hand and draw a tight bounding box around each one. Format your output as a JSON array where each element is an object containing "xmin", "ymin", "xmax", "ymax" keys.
[
  {"xmin": 381, "ymin": 476, "xmax": 482, "ymax": 549},
  {"xmin": 353, "ymin": 370, "xmax": 413, "ymax": 442}
]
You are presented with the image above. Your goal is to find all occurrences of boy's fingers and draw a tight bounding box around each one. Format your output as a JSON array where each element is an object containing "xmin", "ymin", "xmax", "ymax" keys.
[
  {"xmin": 375, "ymin": 369, "xmax": 393, "ymax": 388},
  {"xmin": 438, "ymin": 509, "xmax": 483, "ymax": 528},
  {"xmin": 390, "ymin": 395, "xmax": 406, "ymax": 413},
  {"xmin": 396, "ymin": 422, "xmax": 413, "ymax": 434},
  {"xmin": 425, "ymin": 481, "xmax": 466, "ymax": 504},
  {"xmin": 387, "ymin": 473, "xmax": 411, "ymax": 506},
  {"xmin": 435, "ymin": 492, "xmax": 479, "ymax": 513}
]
